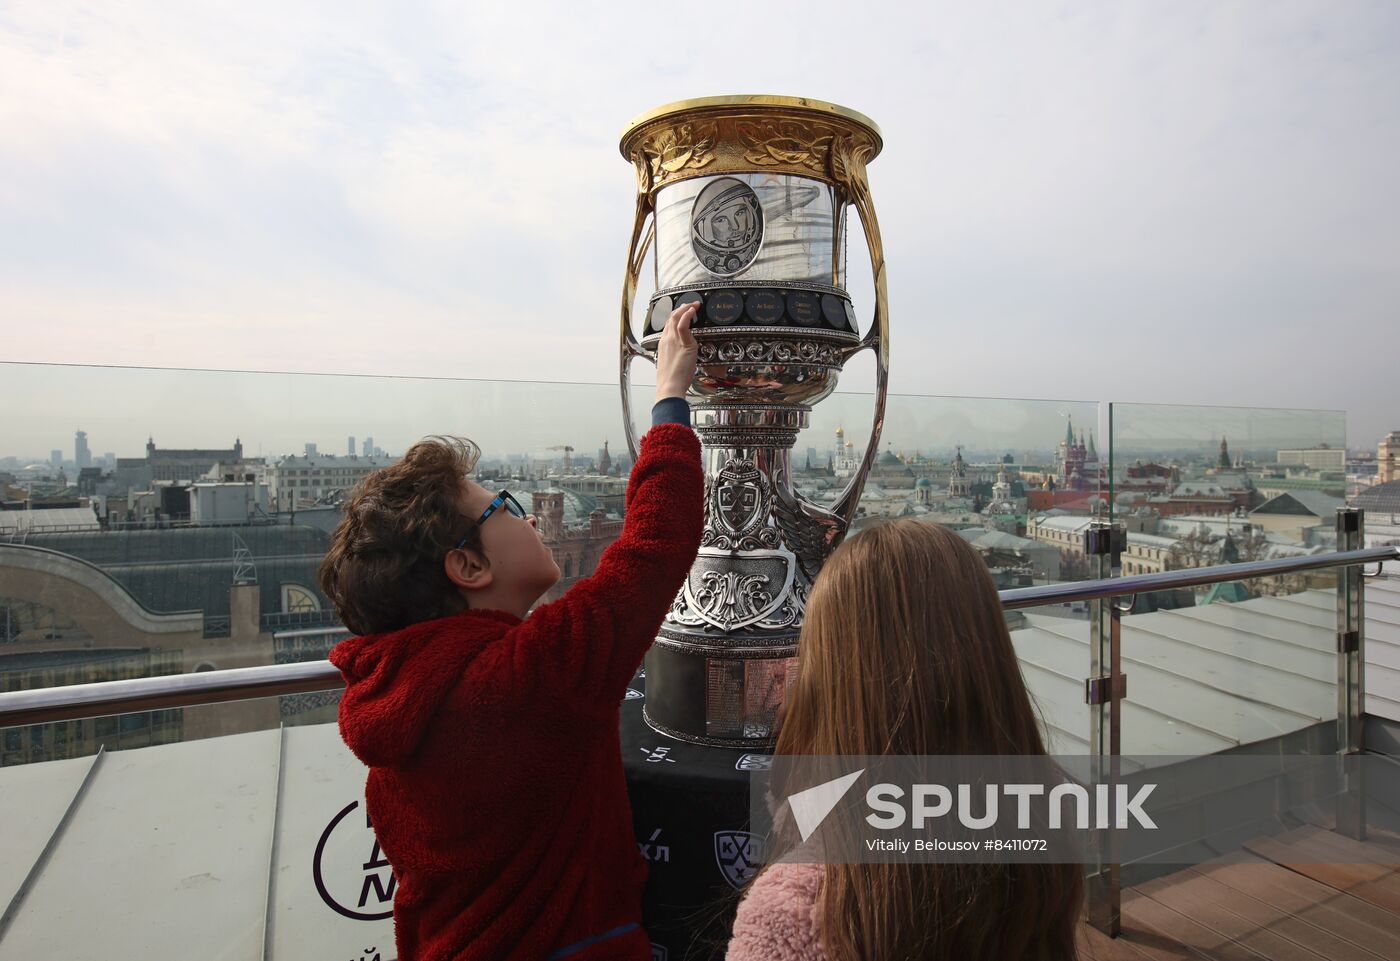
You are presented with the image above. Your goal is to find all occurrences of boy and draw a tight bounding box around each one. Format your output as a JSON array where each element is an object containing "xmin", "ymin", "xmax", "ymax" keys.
[{"xmin": 321, "ymin": 304, "xmax": 703, "ymax": 961}]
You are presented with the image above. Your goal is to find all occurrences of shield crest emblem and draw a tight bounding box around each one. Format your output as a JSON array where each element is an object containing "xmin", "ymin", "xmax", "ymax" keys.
[
  {"xmin": 718, "ymin": 480, "xmax": 762, "ymax": 533},
  {"xmin": 683, "ymin": 547, "xmax": 796, "ymax": 631},
  {"xmin": 708, "ymin": 458, "xmax": 769, "ymax": 537},
  {"xmin": 714, "ymin": 830, "xmax": 766, "ymax": 890}
]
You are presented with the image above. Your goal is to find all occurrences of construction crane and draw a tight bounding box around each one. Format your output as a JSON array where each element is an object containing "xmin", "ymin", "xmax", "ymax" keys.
[{"xmin": 546, "ymin": 445, "xmax": 574, "ymax": 472}]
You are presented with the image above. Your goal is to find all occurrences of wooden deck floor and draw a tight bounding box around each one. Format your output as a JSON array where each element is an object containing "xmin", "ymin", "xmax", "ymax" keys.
[{"xmin": 1079, "ymin": 827, "xmax": 1400, "ymax": 961}]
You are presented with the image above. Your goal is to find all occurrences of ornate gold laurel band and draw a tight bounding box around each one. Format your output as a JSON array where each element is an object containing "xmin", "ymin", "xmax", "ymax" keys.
[{"xmin": 619, "ymin": 95, "xmax": 884, "ymax": 199}]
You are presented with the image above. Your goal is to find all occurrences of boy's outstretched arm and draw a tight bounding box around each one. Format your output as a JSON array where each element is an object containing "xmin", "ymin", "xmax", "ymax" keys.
[{"xmin": 502, "ymin": 304, "xmax": 704, "ymax": 712}]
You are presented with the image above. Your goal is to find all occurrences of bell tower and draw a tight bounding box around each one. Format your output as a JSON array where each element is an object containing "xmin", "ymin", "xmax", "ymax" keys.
[{"xmin": 532, "ymin": 491, "xmax": 566, "ymax": 540}]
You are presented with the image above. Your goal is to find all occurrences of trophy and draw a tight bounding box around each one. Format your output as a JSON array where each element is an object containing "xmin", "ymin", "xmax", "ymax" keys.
[{"xmin": 618, "ymin": 96, "xmax": 889, "ymax": 747}]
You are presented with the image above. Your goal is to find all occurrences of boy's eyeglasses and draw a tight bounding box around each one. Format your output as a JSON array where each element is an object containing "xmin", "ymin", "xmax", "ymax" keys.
[{"xmin": 456, "ymin": 490, "xmax": 527, "ymax": 550}]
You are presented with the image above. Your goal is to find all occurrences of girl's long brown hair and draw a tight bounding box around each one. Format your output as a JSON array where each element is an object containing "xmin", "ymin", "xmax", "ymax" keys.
[{"xmin": 771, "ymin": 519, "xmax": 1083, "ymax": 961}]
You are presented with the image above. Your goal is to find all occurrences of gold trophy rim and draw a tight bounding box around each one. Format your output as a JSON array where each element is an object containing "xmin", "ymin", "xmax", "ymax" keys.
[{"xmin": 619, "ymin": 93, "xmax": 883, "ymax": 159}]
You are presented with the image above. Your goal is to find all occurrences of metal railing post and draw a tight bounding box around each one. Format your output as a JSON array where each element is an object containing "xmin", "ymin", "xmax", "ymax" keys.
[
  {"xmin": 1085, "ymin": 521, "xmax": 1125, "ymax": 937},
  {"xmin": 1336, "ymin": 508, "xmax": 1366, "ymax": 839}
]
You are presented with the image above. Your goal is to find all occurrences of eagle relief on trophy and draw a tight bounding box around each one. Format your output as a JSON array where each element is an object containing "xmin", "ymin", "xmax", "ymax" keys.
[{"xmin": 617, "ymin": 96, "xmax": 889, "ymax": 748}]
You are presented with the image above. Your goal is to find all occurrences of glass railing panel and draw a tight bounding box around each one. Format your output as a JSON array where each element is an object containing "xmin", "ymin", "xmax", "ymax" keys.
[
  {"xmin": 790, "ymin": 389, "xmax": 1102, "ymax": 757},
  {"xmin": 1366, "ymin": 558, "xmax": 1400, "ymax": 724},
  {"xmin": 1107, "ymin": 401, "xmax": 1347, "ymax": 755},
  {"xmin": 1108, "ymin": 401, "xmax": 1347, "ymax": 531},
  {"xmin": 805, "ymin": 390, "xmax": 1104, "ymax": 582},
  {"xmin": 1006, "ymin": 601, "xmax": 1098, "ymax": 755},
  {"xmin": 1, "ymin": 362, "xmax": 644, "ymax": 743},
  {"xmin": 1117, "ymin": 565, "xmax": 1340, "ymax": 755},
  {"xmin": 798, "ymin": 391, "xmax": 1105, "ymax": 755},
  {"xmin": 0, "ymin": 697, "xmax": 391, "ymax": 960},
  {"xmin": 3, "ymin": 362, "xmax": 1105, "ymax": 742},
  {"xmin": 0, "ymin": 669, "xmax": 304, "ymax": 769},
  {"xmin": 1104, "ymin": 566, "xmax": 1347, "ymax": 891}
]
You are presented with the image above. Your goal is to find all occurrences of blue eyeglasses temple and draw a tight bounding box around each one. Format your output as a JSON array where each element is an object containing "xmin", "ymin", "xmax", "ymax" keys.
[{"xmin": 455, "ymin": 494, "xmax": 523, "ymax": 550}]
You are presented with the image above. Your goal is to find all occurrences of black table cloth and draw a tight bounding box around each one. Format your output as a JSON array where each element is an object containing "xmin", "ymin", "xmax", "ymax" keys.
[{"xmin": 620, "ymin": 667, "xmax": 770, "ymax": 961}]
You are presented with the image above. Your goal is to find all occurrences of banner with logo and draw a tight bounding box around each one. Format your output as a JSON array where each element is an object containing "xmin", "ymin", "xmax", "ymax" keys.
[{"xmin": 267, "ymin": 724, "xmax": 396, "ymax": 961}]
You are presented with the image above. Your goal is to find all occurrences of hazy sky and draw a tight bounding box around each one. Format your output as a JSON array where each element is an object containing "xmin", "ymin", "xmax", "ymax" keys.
[{"xmin": 2, "ymin": 2, "xmax": 1396, "ymax": 453}]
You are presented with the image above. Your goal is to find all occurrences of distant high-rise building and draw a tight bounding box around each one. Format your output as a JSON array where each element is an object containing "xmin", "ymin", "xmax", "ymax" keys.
[
  {"xmin": 1278, "ymin": 445, "xmax": 1345, "ymax": 472},
  {"xmin": 348, "ymin": 436, "xmax": 357, "ymax": 457},
  {"xmin": 74, "ymin": 430, "xmax": 91, "ymax": 470},
  {"xmin": 120, "ymin": 437, "xmax": 246, "ymax": 484},
  {"xmin": 50, "ymin": 450, "xmax": 62, "ymax": 469},
  {"xmin": 305, "ymin": 443, "xmax": 318, "ymax": 457},
  {"xmin": 269, "ymin": 451, "xmax": 398, "ymax": 506},
  {"xmin": 364, "ymin": 436, "xmax": 374, "ymax": 459}
]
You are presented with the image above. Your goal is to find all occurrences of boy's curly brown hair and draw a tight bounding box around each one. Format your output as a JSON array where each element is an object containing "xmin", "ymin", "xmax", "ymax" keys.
[{"xmin": 319, "ymin": 435, "xmax": 483, "ymax": 636}]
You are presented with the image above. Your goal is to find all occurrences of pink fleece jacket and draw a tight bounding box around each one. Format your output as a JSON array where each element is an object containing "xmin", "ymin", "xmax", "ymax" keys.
[{"xmin": 726, "ymin": 862, "xmax": 827, "ymax": 961}]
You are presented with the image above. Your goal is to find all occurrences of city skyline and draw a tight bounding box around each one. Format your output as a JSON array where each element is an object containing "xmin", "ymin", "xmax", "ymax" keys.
[{"xmin": 1, "ymin": 361, "xmax": 1362, "ymax": 473}]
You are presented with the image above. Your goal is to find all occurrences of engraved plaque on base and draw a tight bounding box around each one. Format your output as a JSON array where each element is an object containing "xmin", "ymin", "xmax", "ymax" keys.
[{"xmin": 706, "ymin": 659, "xmax": 746, "ymax": 740}]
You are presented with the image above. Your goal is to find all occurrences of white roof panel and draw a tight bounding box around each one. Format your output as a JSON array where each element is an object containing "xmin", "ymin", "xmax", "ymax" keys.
[
  {"xmin": 0, "ymin": 753, "xmax": 98, "ymax": 916},
  {"xmin": 0, "ymin": 508, "xmax": 101, "ymax": 533},
  {"xmin": 0, "ymin": 730, "xmax": 282, "ymax": 961}
]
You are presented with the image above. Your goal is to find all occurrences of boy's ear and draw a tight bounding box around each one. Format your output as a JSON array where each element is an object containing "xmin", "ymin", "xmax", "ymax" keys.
[{"xmin": 444, "ymin": 547, "xmax": 492, "ymax": 591}]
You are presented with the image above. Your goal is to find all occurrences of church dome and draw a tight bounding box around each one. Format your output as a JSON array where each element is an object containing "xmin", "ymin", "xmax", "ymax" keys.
[{"xmin": 916, "ymin": 477, "xmax": 932, "ymax": 488}]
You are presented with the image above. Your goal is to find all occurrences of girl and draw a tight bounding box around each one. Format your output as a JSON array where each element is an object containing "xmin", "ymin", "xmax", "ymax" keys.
[{"xmin": 727, "ymin": 519, "xmax": 1083, "ymax": 961}]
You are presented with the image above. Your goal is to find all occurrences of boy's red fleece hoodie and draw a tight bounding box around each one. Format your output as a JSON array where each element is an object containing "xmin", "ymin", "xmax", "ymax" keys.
[{"xmin": 329, "ymin": 423, "xmax": 703, "ymax": 961}]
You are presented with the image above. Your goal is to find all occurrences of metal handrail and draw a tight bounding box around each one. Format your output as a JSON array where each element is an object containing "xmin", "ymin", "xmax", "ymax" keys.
[
  {"xmin": 1000, "ymin": 546, "xmax": 1397, "ymax": 610},
  {"xmin": 2, "ymin": 545, "xmax": 1396, "ymax": 729}
]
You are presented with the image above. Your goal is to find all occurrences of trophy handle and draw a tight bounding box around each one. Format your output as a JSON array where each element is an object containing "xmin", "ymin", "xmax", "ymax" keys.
[
  {"xmin": 619, "ymin": 200, "xmax": 657, "ymax": 463},
  {"xmin": 827, "ymin": 180, "xmax": 890, "ymax": 532}
]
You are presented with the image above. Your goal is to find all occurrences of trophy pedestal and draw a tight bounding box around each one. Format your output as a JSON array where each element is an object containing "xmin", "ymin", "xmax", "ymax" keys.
[{"xmin": 642, "ymin": 643, "xmax": 798, "ymax": 748}]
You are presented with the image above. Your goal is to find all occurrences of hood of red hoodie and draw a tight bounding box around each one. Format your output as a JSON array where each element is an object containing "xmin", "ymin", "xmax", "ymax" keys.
[{"xmin": 328, "ymin": 608, "xmax": 523, "ymax": 768}]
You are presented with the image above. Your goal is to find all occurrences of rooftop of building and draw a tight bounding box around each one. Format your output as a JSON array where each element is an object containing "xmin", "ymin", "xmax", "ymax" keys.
[
  {"xmin": 1252, "ymin": 489, "xmax": 1346, "ymax": 517},
  {"xmin": 270, "ymin": 453, "xmax": 399, "ymax": 469},
  {"xmin": 1351, "ymin": 479, "xmax": 1400, "ymax": 516},
  {"xmin": 5, "ymin": 525, "xmax": 333, "ymax": 618},
  {"xmin": 0, "ymin": 507, "xmax": 101, "ymax": 534},
  {"xmin": 957, "ymin": 528, "xmax": 1046, "ymax": 552},
  {"xmin": 1029, "ymin": 514, "xmax": 1097, "ymax": 534}
]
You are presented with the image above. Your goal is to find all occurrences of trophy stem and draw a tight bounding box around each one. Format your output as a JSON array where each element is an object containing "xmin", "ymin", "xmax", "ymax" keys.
[{"xmin": 644, "ymin": 403, "xmax": 836, "ymax": 748}]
